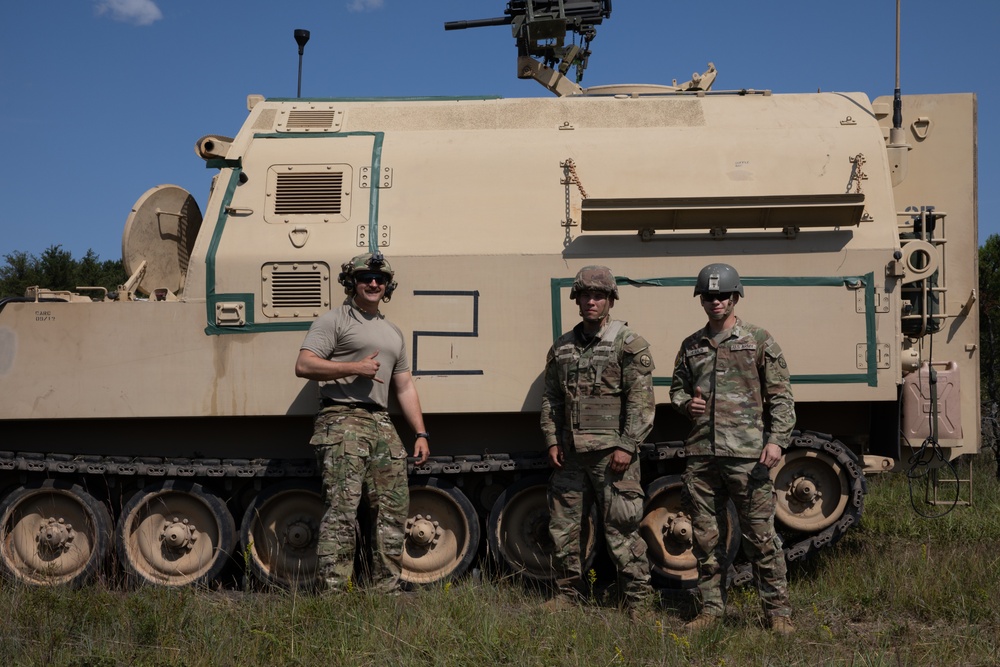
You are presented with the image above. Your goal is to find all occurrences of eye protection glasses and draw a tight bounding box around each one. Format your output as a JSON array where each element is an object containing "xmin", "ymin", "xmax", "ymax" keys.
[{"xmin": 355, "ymin": 272, "xmax": 387, "ymax": 285}]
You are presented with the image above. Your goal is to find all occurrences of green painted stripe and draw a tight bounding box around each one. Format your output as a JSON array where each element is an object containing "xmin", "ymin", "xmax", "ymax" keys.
[
  {"xmin": 551, "ymin": 274, "xmax": 879, "ymax": 387},
  {"xmin": 204, "ymin": 169, "xmax": 242, "ymax": 329},
  {"xmin": 792, "ymin": 374, "xmax": 872, "ymax": 384},
  {"xmin": 367, "ymin": 133, "xmax": 383, "ymax": 254},
  {"xmin": 205, "ymin": 158, "xmax": 241, "ymax": 169},
  {"xmin": 655, "ymin": 374, "xmax": 868, "ymax": 386},
  {"xmin": 204, "ymin": 291, "xmax": 314, "ymax": 335},
  {"xmin": 863, "ymin": 271, "xmax": 877, "ymax": 386},
  {"xmin": 551, "ymin": 279, "xmax": 565, "ymax": 342}
]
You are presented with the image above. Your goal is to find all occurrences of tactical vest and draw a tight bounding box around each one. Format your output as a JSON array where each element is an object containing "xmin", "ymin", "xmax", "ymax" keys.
[{"xmin": 554, "ymin": 320, "xmax": 624, "ymax": 433}]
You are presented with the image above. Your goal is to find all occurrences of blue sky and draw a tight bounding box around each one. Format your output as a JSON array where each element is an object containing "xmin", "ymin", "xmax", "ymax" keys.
[{"xmin": 1, "ymin": 0, "xmax": 996, "ymax": 263}]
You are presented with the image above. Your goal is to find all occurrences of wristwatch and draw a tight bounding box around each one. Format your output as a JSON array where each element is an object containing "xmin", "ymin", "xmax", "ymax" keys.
[{"xmin": 415, "ymin": 432, "xmax": 430, "ymax": 440}]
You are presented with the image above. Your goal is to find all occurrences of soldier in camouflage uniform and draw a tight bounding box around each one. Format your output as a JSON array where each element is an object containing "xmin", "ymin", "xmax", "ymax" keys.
[
  {"xmin": 295, "ymin": 252, "xmax": 430, "ymax": 593},
  {"xmin": 670, "ymin": 263, "xmax": 796, "ymax": 634},
  {"xmin": 540, "ymin": 266, "xmax": 656, "ymax": 615}
]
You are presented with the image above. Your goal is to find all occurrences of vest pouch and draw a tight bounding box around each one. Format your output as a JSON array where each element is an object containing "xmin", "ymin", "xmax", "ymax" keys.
[{"xmin": 576, "ymin": 395, "xmax": 621, "ymax": 431}]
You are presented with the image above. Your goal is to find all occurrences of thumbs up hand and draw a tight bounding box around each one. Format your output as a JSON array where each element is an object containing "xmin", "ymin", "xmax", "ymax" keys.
[
  {"xmin": 357, "ymin": 350, "xmax": 384, "ymax": 384},
  {"xmin": 687, "ymin": 387, "xmax": 707, "ymax": 418}
]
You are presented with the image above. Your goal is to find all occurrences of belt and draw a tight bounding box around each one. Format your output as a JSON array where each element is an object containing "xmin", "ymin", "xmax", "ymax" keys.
[{"xmin": 321, "ymin": 397, "xmax": 384, "ymax": 412}]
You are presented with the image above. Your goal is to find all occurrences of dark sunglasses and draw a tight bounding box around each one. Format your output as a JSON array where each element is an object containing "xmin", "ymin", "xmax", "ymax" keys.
[
  {"xmin": 355, "ymin": 272, "xmax": 387, "ymax": 285},
  {"xmin": 700, "ymin": 292, "xmax": 734, "ymax": 303}
]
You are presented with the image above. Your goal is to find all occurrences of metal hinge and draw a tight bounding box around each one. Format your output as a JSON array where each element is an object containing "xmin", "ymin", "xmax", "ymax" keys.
[
  {"xmin": 856, "ymin": 343, "xmax": 891, "ymax": 369},
  {"xmin": 357, "ymin": 224, "xmax": 391, "ymax": 248},
  {"xmin": 856, "ymin": 287, "xmax": 890, "ymax": 313},
  {"xmin": 360, "ymin": 166, "xmax": 392, "ymax": 189}
]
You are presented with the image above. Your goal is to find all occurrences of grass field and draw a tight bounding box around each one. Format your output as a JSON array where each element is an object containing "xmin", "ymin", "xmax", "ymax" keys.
[{"xmin": 2, "ymin": 452, "xmax": 998, "ymax": 666}]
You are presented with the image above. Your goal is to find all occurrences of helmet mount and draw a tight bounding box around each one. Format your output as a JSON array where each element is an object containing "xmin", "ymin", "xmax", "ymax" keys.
[{"xmin": 338, "ymin": 252, "xmax": 398, "ymax": 302}]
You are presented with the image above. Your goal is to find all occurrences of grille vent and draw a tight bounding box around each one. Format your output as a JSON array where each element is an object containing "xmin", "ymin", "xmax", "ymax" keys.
[
  {"xmin": 275, "ymin": 172, "xmax": 343, "ymax": 214},
  {"xmin": 267, "ymin": 165, "xmax": 352, "ymax": 223},
  {"xmin": 276, "ymin": 105, "xmax": 343, "ymax": 132},
  {"xmin": 262, "ymin": 262, "xmax": 330, "ymax": 318}
]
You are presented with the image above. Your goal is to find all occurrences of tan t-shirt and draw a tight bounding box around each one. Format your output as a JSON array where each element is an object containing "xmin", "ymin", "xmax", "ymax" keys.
[{"xmin": 300, "ymin": 301, "xmax": 409, "ymax": 408}]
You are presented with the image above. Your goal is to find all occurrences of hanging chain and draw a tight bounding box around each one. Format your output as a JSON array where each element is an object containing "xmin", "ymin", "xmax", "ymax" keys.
[
  {"xmin": 561, "ymin": 158, "xmax": 587, "ymax": 234},
  {"xmin": 563, "ymin": 158, "xmax": 588, "ymax": 199},
  {"xmin": 851, "ymin": 153, "xmax": 867, "ymax": 194}
]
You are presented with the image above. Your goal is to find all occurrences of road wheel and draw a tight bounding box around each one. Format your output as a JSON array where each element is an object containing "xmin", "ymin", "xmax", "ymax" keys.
[
  {"xmin": 640, "ymin": 474, "xmax": 740, "ymax": 589},
  {"xmin": 117, "ymin": 480, "xmax": 235, "ymax": 587},
  {"xmin": 240, "ymin": 480, "xmax": 323, "ymax": 589},
  {"xmin": 401, "ymin": 477, "xmax": 480, "ymax": 585},
  {"xmin": 487, "ymin": 475, "xmax": 597, "ymax": 581},
  {"xmin": 772, "ymin": 445, "xmax": 851, "ymax": 533},
  {"xmin": 0, "ymin": 480, "xmax": 111, "ymax": 587}
]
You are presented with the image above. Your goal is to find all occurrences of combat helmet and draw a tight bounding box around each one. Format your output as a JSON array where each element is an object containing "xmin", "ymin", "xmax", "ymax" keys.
[
  {"xmin": 569, "ymin": 265, "xmax": 619, "ymax": 300},
  {"xmin": 338, "ymin": 252, "xmax": 398, "ymax": 301},
  {"xmin": 693, "ymin": 263, "xmax": 744, "ymax": 297}
]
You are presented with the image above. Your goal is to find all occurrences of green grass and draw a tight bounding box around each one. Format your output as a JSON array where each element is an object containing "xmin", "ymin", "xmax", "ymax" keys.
[{"xmin": 2, "ymin": 454, "xmax": 1000, "ymax": 666}]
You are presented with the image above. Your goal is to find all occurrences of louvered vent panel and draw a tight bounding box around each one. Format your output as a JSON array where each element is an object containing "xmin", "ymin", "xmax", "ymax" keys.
[
  {"xmin": 271, "ymin": 271, "xmax": 324, "ymax": 307},
  {"xmin": 262, "ymin": 262, "xmax": 330, "ymax": 318},
  {"xmin": 276, "ymin": 106, "xmax": 342, "ymax": 132},
  {"xmin": 287, "ymin": 110, "xmax": 337, "ymax": 129},
  {"xmin": 274, "ymin": 172, "xmax": 344, "ymax": 215}
]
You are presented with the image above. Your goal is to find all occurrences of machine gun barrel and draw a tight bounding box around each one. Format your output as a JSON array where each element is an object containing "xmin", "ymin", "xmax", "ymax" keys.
[
  {"xmin": 444, "ymin": 17, "xmax": 513, "ymax": 31},
  {"xmin": 445, "ymin": 1, "xmax": 610, "ymax": 32}
]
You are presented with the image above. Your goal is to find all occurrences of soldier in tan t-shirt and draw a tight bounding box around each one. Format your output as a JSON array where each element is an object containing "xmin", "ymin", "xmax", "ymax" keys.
[{"xmin": 295, "ymin": 252, "xmax": 429, "ymax": 593}]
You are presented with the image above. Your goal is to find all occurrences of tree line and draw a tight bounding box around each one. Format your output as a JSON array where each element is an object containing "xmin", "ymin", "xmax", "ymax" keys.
[
  {"xmin": 0, "ymin": 245, "xmax": 126, "ymax": 299},
  {"xmin": 979, "ymin": 235, "xmax": 1000, "ymax": 472}
]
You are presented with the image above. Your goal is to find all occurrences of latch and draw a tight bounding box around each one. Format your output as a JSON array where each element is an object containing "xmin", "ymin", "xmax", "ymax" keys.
[{"xmin": 215, "ymin": 302, "xmax": 246, "ymax": 327}]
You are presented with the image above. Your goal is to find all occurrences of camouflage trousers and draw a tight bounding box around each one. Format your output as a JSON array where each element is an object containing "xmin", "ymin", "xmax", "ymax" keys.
[
  {"xmin": 547, "ymin": 446, "xmax": 653, "ymax": 605},
  {"xmin": 310, "ymin": 406, "xmax": 409, "ymax": 593},
  {"xmin": 682, "ymin": 455, "xmax": 790, "ymax": 618}
]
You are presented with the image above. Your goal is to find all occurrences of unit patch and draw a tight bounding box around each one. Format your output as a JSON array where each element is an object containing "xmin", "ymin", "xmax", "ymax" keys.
[{"xmin": 638, "ymin": 353, "xmax": 652, "ymax": 368}]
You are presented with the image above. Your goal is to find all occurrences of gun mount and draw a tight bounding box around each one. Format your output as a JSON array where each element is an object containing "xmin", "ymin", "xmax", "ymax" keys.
[
  {"xmin": 446, "ymin": 0, "xmax": 611, "ymax": 96},
  {"xmin": 446, "ymin": 0, "xmax": 716, "ymax": 97}
]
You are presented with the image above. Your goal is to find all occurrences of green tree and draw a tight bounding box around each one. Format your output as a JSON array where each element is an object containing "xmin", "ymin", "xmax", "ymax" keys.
[
  {"xmin": 0, "ymin": 246, "xmax": 125, "ymax": 299},
  {"xmin": 0, "ymin": 250, "xmax": 42, "ymax": 297},
  {"xmin": 979, "ymin": 234, "xmax": 1000, "ymax": 476},
  {"xmin": 77, "ymin": 249, "xmax": 127, "ymax": 295}
]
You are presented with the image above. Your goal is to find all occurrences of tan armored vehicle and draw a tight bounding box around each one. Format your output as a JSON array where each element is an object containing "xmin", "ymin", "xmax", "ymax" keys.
[{"xmin": 0, "ymin": 1, "xmax": 978, "ymax": 589}]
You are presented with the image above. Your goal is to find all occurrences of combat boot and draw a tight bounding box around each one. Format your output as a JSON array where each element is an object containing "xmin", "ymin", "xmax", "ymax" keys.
[
  {"xmin": 540, "ymin": 591, "xmax": 577, "ymax": 612},
  {"xmin": 627, "ymin": 604, "xmax": 657, "ymax": 624},
  {"xmin": 541, "ymin": 576, "xmax": 582, "ymax": 612},
  {"xmin": 768, "ymin": 616, "xmax": 795, "ymax": 635},
  {"xmin": 623, "ymin": 590, "xmax": 659, "ymax": 624},
  {"xmin": 683, "ymin": 613, "xmax": 721, "ymax": 632}
]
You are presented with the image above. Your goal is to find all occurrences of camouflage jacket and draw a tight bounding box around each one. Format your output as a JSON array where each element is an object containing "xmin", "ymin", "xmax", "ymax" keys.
[
  {"xmin": 669, "ymin": 318, "xmax": 795, "ymax": 458},
  {"xmin": 541, "ymin": 319, "xmax": 655, "ymax": 454}
]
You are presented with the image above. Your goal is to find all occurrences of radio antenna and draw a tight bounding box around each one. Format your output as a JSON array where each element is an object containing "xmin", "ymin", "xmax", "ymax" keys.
[{"xmin": 294, "ymin": 29, "xmax": 310, "ymax": 98}]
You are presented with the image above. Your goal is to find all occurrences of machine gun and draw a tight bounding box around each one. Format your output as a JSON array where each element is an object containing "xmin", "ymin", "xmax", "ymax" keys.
[{"xmin": 446, "ymin": 0, "xmax": 612, "ymax": 97}]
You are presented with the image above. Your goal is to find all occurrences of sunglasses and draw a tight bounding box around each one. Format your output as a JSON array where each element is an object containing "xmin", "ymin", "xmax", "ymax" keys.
[
  {"xmin": 355, "ymin": 272, "xmax": 387, "ymax": 285},
  {"xmin": 700, "ymin": 292, "xmax": 734, "ymax": 303}
]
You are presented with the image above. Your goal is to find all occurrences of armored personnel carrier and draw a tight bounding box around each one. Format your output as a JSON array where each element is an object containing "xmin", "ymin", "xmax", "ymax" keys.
[{"xmin": 0, "ymin": 1, "xmax": 979, "ymax": 589}]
